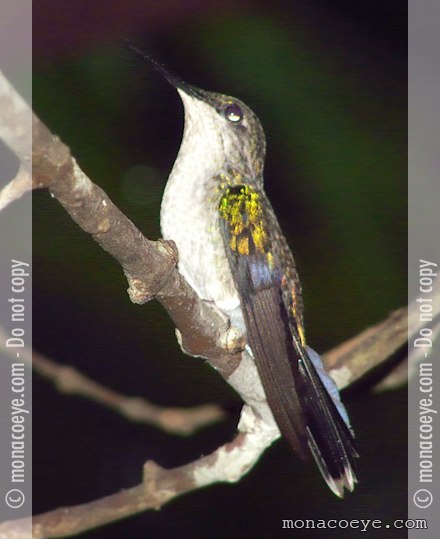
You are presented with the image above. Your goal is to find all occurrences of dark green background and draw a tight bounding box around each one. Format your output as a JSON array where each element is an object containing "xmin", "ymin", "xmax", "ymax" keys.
[{"xmin": 33, "ymin": 1, "xmax": 407, "ymax": 537}]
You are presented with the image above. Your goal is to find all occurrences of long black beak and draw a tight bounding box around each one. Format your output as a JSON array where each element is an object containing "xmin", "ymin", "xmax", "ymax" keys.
[{"xmin": 126, "ymin": 41, "xmax": 206, "ymax": 101}]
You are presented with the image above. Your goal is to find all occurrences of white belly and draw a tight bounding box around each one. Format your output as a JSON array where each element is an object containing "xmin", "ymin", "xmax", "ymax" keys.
[{"xmin": 160, "ymin": 176, "xmax": 241, "ymax": 316}]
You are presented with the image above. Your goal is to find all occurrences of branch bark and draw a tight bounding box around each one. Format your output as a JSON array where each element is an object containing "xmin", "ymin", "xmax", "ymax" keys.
[
  {"xmin": 0, "ymin": 70, "xmax": 32, "ymax": 208},
  {"xmin": 2, "ymin": 423, "xmax": 271, "ymax": 539},
  {"xmin": 32, "ymin": 113, "xmax": 243, "ymax": 378},
  {"xmin": 0, "ymin": 325, "xmax": 225, "ymax": 435}
]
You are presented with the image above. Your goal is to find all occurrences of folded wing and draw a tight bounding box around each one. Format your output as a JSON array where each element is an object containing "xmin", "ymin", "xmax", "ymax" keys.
[{"xmin": 219, "ymin": 183, "xmax": 358, "ymax": 497}]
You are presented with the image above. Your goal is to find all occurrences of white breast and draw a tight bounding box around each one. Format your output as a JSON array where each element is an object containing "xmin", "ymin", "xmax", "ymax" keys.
[{"xmin": 160, "ymin": 125, "xmax": 241, "ymax": 316}]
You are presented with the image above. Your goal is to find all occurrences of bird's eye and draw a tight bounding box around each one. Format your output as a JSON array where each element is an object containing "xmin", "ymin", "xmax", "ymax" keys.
[{"xmin": 224, "ymin": 103, "xmax": 243, "ymax": 123}]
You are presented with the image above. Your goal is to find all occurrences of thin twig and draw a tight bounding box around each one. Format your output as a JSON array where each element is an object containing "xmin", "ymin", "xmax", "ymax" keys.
[
  {"xmin": 0, "ymin": 326, "xmax": 224, "ymax": 435},
  {"xmin": 0, "ymin": 70, "xmax": 32, "ymax": 211},
  {"xmin": 325, "ymin": 275, "xmax": 440, "ymax": 390},
  {"xmin": 0, "ymin": 69, "xmax": 31, "ymax": 162},
  {"xmin": 0, "ymin": 164, "xmax": 31, "ymax": 212}
]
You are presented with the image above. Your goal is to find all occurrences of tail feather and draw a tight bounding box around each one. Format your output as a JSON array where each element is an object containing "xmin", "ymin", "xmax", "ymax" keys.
[
  {"xmin": 242, "ymin": 286, "xmax": 359, "ymax": 496},
  {"xmin": 307, "ymin": 428, "xmax": 357, "ymax": 497},
  {"xmin": 295, "ymin": 340, "xmax": 358, "ymax": 497}
]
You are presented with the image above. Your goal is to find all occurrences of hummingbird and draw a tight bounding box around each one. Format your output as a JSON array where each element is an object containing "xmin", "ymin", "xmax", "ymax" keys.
[{"xmin": 131, "ymin": 46, "xmax": 358, "ymax": 497}]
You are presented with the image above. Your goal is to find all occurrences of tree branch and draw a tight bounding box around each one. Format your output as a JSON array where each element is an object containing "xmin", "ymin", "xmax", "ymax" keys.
[
  {"xmin": 0, "ymin": 70, "xmax": 31, "ymax": 208},
  {"xmin": 0, "ymin": 163, "xmax": 31, "ymax": 212},
  {"xmin": 32, "ymin": 113, "xmax": 243, "ymax": 378},
  {"xmin": 2, "ymin": 416, "xmax": 274, "ymax": 539},
  {"xmin": 0, "ymin": 326, "xmax": 224, "ymax": 435},
  {"xmin": 0, "ymin": 70, "xmax": 31, "ymax": 162},
  {"xmin": 325, "ymin": 275, "xmax": 440, "ymax": 390}
]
